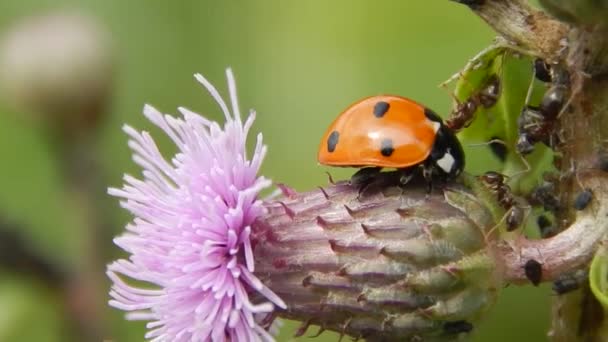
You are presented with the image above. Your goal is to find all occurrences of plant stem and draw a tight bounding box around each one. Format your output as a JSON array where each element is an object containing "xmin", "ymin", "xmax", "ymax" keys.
[{"xmin": 454, "ymin": 0, "xmax": 608, "ymax": 340}]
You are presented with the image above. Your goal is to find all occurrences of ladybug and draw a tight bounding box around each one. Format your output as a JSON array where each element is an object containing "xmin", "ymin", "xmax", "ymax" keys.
[{"xmin": 317, "ymin": 95, "xmax": 465, "ymax": 187}]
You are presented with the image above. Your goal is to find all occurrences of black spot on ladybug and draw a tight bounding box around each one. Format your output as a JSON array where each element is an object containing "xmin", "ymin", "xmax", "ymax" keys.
[
  {"xmin": 373, "ymin": 101, "xmax": 390, "ymax": 118},
  {"xmin": 443, "ymin": 320, "xmax": 473, "ymax": 334},
  {"xmin": 488, "ymin": 136, "xmax": 507, "ymax": 162},
  {"xmin": 327, "ymin": 131, "xmax": 339, "ymax": 153},
  {"xmin": 574, "ymin": 188, "xmax": 593, "ymax": 210},
  {"xmin": 424, "ymin": 107, "xmax": 443, "ymax": 123},
  {"xmin": 524, "ymin": 259, "xmax": 542, "ymax": 286},
  {"xmin": 380, "ymin": 139, "xmax": 394, "ymax": 157}
]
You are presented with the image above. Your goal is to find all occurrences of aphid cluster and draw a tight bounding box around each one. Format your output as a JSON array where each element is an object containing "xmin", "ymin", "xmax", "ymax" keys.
[
  {"xmin": 530, "ymin": 179, "xmax": 561, "ymax": 213},
  {"xmin": 536, "ymin": 214, "xmax": 557, "ymax": 238},
  {"xmin": 524, "ymin": 259, "xmax": 543, "ymax": 286},
  {"xmin": 552, "ymin": 269, "xmax": 588, "ymax": 295},
  {"xmin": 573, "ymin": 188, "xmax": 593, "ymax": 210}
]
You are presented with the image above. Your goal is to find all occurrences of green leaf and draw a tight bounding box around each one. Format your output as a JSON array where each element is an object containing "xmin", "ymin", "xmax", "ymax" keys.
[
  {"xmin": 0, "ymin": 273, "xmax": 67, "ymax": 342},
  {"xmin": 590, "ymin": 244, "xmax": 608, "ymax": 309},
  {"xmin": 450, "ymin": 46, "xmax": 555, "ymax": 195}
]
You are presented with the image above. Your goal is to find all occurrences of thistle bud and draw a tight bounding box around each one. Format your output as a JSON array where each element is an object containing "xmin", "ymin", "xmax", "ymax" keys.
[
  {"xmin": 252, "ymin": 177, "xmax": 503, "ymax": 340},
  {"xmin": 0, "ymin": 11, "xmax": 114, "ymax": 137}
]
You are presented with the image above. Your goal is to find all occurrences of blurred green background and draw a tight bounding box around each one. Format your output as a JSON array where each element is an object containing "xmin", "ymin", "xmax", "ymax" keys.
[{"xmin": 0, "ymin": 1, "xmax": 550, "ymax": 341}]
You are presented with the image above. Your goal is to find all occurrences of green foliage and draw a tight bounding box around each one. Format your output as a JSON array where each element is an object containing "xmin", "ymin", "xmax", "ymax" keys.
[
  {"xmin": 0, "ymin": 1, "xmax": 552, "ymax": 341},
  {"xmin": 0, "ymin": 273, "xmax": 67, "ymax": 342},
  {"xmin": 590, "ymin": 244, "xmax": 608, "ymax": 309},
  {"xmin": 451, "ymin": 45, "xmax": 554, "ymax": 195},
  {"xmin": 539, "ymin": 0, "xmax": 608, "ymax": 24}
]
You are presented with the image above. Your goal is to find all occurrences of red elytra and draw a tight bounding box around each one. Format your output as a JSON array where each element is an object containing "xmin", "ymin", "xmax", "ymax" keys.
[{"xmin": 318, "ymin": 95, "xmax": 439, "ymax": 167}]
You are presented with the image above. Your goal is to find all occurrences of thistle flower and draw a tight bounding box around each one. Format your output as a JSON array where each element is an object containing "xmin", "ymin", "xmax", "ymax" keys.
[
  {"xmin": 0, "ymin": 11, "xmax": 114, "ymax": 135},
  {"xmin": 107, "ymin": 68, "xmax": 506, "ymax": 342},
  {"xmin": 107, "ymin": 69, "xmax": 286, "ymax": 341}
]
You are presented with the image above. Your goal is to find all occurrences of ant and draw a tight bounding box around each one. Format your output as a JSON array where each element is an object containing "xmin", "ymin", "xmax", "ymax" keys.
[
  {"xmin": 445, "ymin": 74, "xmax": 501, "ymax": 132},
  {"xmin": 516, "ymin": 59, "xmax": 570, "ymax": 155},
  {"xmin": 480, "ymin": 171, "xmax": 526, "ymax": 231}
]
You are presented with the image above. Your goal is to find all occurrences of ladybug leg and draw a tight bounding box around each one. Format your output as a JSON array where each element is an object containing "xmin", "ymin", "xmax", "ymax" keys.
[
  {"xmin": 350, "ymin": 167, "xmax": 382, "ymax": 187},
  {"xmin": 397, "ymin": 168, "xmax": 415, "ymax": 186},
  {"xmin": 422, "ymin": 163, "xmax": 434, "ymax": 193}
]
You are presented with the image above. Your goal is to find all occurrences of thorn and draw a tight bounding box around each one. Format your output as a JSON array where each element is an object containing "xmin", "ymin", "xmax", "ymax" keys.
[
  {"xmin": 278, "ymin": 201, "xmax": 295, "ymax": 218},
  {"xmin": 328, "ymin": 239, "xmax": 339, "ymax": 252},
  {"xmin": 316, "ymin": 216, "xmax": 344, "ymax": 229},
  {"xmin": 276, "ymin": 183, "xmax": 297, "ymax": 198},
  {"xmin": 325, "ymin": 171, "xmax": 336, "ymax": 184},
  {"xmin": 316, "ymin": 216, "xmax": 329, "ymax": 229},
  {"xmin": 356, "ymin": 293, "xmax": 367, "ymax": 303},
  {"xmin": 345, "ymin": 204, "xmax": 373, "ymax": 218},
  {"xmin": 318, "ymin": 186, "xmax": 330, "ymax": 200},
  {"xmin": 260, "ymin": 312, "xmax": 277, "ymax": 329},
  {"xmin": 295, "ymin": 319, "xmax": 312, "ymax": 337},
  {"xmin": 344, "ymin": 204, "xmax": 355, "ymax": 217},
  {"xmin": 416, "ymin": 307, "xmax": 433, "ymax": 319},
  {"xmin": 272, "ymin": 258, "xmax": 287, "ymax": 269},
  {"xmin": 396, "ymin": 207, "xmax": 414, "ymax": 217},
  {"xmin": 380, "ymin": 316, "xmax": 391, "ymax": 331},
  {"xmin": 360, "ymin": 223, "xmax": 372, "ymax": 236},
  {"xmin": 441, "ymin": 264, "xmax": 460, "ymax": 277},
  {"xmin": 310, "ymin": 326, "xmax": 325, "ymax": 338},
  {"xmin": 339, "ymin": 318, "xmax": 353, "ymax": 342},
  {"xmin": 421, "ymin": 223, "xmax": 437, "ymax": 241},
  {"xmin": 302, "ymin": 275, "xmax": 313, "ymax": 287},
  {"xmin": 411, "ymin": 335, "xmax": 424, "ymax": 342}
]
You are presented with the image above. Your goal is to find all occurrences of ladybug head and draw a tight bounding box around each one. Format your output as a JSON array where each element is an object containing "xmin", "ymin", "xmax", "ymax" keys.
[{"xmin": 429, "ymin": 125, "xmax": 465, "ymax": 179}]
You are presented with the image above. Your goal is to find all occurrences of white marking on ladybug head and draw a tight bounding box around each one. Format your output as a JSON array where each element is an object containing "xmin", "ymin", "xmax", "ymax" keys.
[
  {"xmin": 436, "ymin": 149, "xmax": 455, "ymax": 174},
  {"xmin": 431, "ymin": 121, "xmax": 441, "ymax": 133}
]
